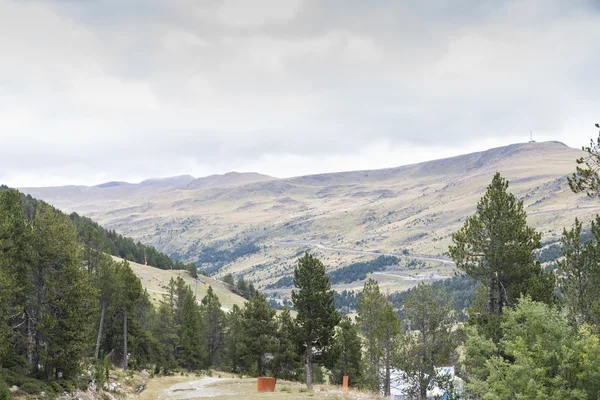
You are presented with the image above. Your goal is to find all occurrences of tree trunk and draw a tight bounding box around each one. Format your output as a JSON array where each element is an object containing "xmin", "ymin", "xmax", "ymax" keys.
[
  {"xmin": 123, "ymin": 310, "xmax": 128, "ymax": 370},
  {"xmin": 26, "ymin": 312, "xmax": 33, "ymax": 365},
  {"xmin": 257, "ymin": 354, "xmax": 262, "ymax": 377},
  {"xmin": 306, "ymin": 345, "xmax": 313, "ymax": 390},
  {"xmin": 384, "ymin": 345, "xmax": 391, "ymax": 397},
  {"xmin": 95, "ymin": 303, "xmax": 106, "ymax": 359}
]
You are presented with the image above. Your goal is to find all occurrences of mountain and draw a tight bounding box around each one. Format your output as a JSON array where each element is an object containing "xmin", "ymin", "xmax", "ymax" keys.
[
  {"xmin": 19, "ymin": 141, "xmax": 597, "ymax": 293},
  {"xmin": 185, "ymin": 172, "xmax": 277, "ymax": 190}
]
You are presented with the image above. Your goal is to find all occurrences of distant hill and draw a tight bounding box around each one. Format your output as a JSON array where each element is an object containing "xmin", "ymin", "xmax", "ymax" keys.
[
  {"xmin": 184, "ymin": 172, "xmax": 277, "ymax": 190},
  {"xmin": 20, "ymin": 141, "xmax": 597, "ymax": 295}
]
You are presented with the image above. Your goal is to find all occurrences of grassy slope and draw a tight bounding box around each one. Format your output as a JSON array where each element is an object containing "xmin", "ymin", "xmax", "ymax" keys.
[
  {"xmin": 122, "ymin": 257, "xmax": 247, "ymax": 310},
  {"xmin": 23, "ymin": 142, "xmax": 595, "ymax": 295}
]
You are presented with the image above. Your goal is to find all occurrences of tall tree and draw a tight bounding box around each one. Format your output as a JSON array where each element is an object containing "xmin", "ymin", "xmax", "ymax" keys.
[
  {"xmin": 115, "ymin": 260, "xmax": 142, "ymax": 370},
  {"xmin": 272, "ymin": 308, "xmax": 301, "ymax": 381},
  {"xmin": 0, "ymin": 189, "xmax": 34, "ymax": 365},
  {"xmin": 449, "ymin": 172, "xmax": 555, "ymax": 341},
  {"xmin": 325, "ymin": 316, "xmax": 363, "ymax": 387},
  {"xmin": 292, "ymin": 253, "xmax": 340, "ymax": 390},
  {"xmin": 242, "ymin": 293, "xmax": 276, "ymax": 377},
  {"xmin": 178, "ymin": 290, "xmax": 205, "ymax": 370},
  {"xmin": 559, "ymin": 217, "xmax": 600, "ymax": 327},
  {"xmin": 568, "ymin": 123, "xmax": 600, "ymax": 197},
  {"xmin": 356, "ymin": 279, "xmax": 386, "ymax": 392},
  {"xmin": 224, "ymin": 304, "xmax": 247, "ymax": 373},
  {"xmin": 200, "ymin": 286, "xmax": 225, "ymax": 366},
  {"xmin": 93, "ymin": 254, "xmax": 117, "ymax": 359},
  {"xmin": 33, "ymin": 204, "xmax": 95, "ymax": 379},
  {"xmin": 379, "ymin": 303, "xmax": 401, "ymax": 397},
  {"xmin": 395, "ymin": 283, "xmax": 457, "ymax": 400}
]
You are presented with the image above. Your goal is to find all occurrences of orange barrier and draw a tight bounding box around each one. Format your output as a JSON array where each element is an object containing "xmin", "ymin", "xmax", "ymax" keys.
[
  {"xmin": 257, "ymin": 377, "xmax": 277, "ymax": 392},
  {"xmin": 343, "ymin": 376, "xmax": 349, "ymax": 392}
]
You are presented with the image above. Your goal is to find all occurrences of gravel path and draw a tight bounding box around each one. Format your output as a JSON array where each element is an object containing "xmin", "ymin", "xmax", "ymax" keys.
[{"xmin": 158, "ymin": 377, "xmax": 235, "ymax": 399}]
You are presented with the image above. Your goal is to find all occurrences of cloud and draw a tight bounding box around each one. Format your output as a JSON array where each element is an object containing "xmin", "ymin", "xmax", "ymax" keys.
[{"xmin": 0, "ymin": 0, "xmax": 599, "ymax": 187}]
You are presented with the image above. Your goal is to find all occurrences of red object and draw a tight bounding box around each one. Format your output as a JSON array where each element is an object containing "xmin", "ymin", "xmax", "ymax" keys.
[
  {"xmin": 257, "ymin": 377, "xmax": 277, "ymax": 392},
  {"xmin": 343, "ymin": 376, "xmax": 349, "ymax": 392}
]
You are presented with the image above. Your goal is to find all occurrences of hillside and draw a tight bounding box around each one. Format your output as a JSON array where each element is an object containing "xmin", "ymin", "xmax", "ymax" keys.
[
  {"xmin": 122, "ymin": 257, "xmax": 247, "ymax": 310},
  {"xmin": 20, "ymin": 141, "xmax": 598, "ymax": 293}
]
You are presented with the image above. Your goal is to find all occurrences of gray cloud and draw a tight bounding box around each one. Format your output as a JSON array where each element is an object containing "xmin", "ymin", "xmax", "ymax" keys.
[{"xmin": 1, "ymin": 0, "xmax": 599, "ymax": 186}]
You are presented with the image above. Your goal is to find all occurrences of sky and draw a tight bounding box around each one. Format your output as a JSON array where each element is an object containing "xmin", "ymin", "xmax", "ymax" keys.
[{"xmin": 1, "ymin": 0, "xmax": 600, "ymax": 187}]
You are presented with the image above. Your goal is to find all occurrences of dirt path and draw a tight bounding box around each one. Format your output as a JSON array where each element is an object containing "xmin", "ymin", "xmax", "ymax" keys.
[{"xmin": 152, "ymin": 377, "xmax": 235, "ymax": 400}]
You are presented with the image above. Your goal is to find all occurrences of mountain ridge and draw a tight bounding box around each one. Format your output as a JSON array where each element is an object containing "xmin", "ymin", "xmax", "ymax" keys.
[{"xmin": 18, "ymin": 140, "xmax": 593, "ymax": 295}]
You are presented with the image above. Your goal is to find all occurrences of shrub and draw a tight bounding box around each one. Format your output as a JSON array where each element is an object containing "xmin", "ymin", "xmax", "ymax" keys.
[
  {"xmin": 20, "ymin": 378, "xmax": 51, "ymax": 395},
  {"xmin": 0, "ymin": 379, "xmax": 11, "ymax": 400}
]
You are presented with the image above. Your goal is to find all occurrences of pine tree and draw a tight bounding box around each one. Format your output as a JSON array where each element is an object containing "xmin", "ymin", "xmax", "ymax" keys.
[
  {"xmin": 115, "ymin": 260, "xmax": 142, "ymax": 370},
  {"xmin": 449, "ymin": 172, "xmax": 555, "ymax": 341},
  {"xmin": 0, "ymin": 189, "xmax": 34, "ymax": 365},
  {"xmin": 568, "ymin": 123, "xmax": 600, "ymax": 197},
  {"xmin": 326, "ymin": 316, "xmax": 363, "ymax": 387},
  {"xmin": 356, "ymin": 279, "xmax": 386, "ymax": 392},
  {"xmin": 33, "ymin": 204, "xmax": 95, "ymax": 379},
  {"xmin": 395, "ymin": 283, "xmax": 457, "ymax": 400},
  {"xmin": 292, "ymin": 253, "xmax": 340, "ymax": 390},
  {"xmin": 178, "ymin": 290, "xmax": 205, "ymax": 370},
  {"xmin": 379, "ymin": 303, "xmax": 401, "ymax": 397},
  {"xmin": 558, "ymin": 217, "xmax": 600, "ymax": 327},
  {"xmin": 224, "ymin": 304, "xmax": 247, "ymax": 373},
  {"xmin": 200, "ymin": 286, "xmax": 225, "ymax": 367},
  {"xmin": 272, "ymin": 308, "xmax": 301, "ymax": 381},
  {"xmin": 93, "ymin": 254, "xmax": 117, "ymax": 359},
  {"xmin": 154, "ymin": 302, "xmax": 178, "ymax": 372},
  {"xmin": 242, "ymin": 292, "xmax": 276, "ymax": 377}
]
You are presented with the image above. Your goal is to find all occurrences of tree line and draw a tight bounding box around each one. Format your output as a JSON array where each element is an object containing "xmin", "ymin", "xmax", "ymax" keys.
[{"xmin": 0, "ymin": 186, "xmax": 193, "ymax": 272}]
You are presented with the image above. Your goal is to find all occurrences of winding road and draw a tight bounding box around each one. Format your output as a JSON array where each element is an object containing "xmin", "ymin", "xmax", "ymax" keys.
[{"xmin": 278, "ymin": 240, "xmax": 455, "ymax": 265}]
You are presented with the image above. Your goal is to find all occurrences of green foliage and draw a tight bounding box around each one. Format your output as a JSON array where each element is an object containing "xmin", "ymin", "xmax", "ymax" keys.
[
  {"xmin": 558, "ymin": 217, "xmax": 600, "ymax": 327},
  {"xmin": 389, "ymin": 275, "xmax": 477, "ymax": 323},
  {"xmin": 449, "ymin": 172, "xmax": 555, "ymax": 342},
  {"xmin": 568, "ymin": 123, "xmax": 600, "ymax": 197},
  {"xmin": 272, "ymin": 309, "xmax": 302, "ymax": 381},
  {"xmin": 224, "ymin": 304, "xmax": 247, "ymax": 373},
  {"xmin": 200, "ymin": 286, "xmax": 225, "ymax": 366},
  {"xmin": 242, "ymin": 293, "xmax": 276, "ymax": 377},
  {"xmin": 395, "ymin": 283, "xmax": 458, "ymax": 400},
  {"xmin": 327, "ymin": 255, "xmax": 399, "ymax": 285},
  {"xmin": 197, "ymin": 242, "xmax": 261, "ymax": 274},
  {"xmin": 325, "ymin": 316, "xmax": 363, "ymax": 387},
  {"xmin": 178, "ymin": 291, "xmax": 206, "ymax": 370},
  {"xmin": 292, "ymin": 253, "xmax": 340, "ymax": 389},
  {"xmin": 0, "ymin": 378, "xmax": 10, "ymax": 400},
  {"xmin": 356, "ymin": 279, "xmax": 385, "ymax": 392},
  {"xmin": 466, "ymin": 298, "xmax": 600, "ymax": 400},
  {"xmin": 334, "ymin": 290, "xmax": 360, "ymax": 314}
]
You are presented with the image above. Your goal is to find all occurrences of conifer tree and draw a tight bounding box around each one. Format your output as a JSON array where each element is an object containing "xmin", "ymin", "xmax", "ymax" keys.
[
  {"xmin": 395, "ymin": 283, "xmax": 457, "ymax": 400},
  {"xmin": 154, "ymin": 302, "xmax": 178, "ymax": 372},
  {"xmin": 200, "ymin": 286, "xmax": 225, "ymax": 366},
  {"xmin": 326, "ymin": 316, "xmax": 362, "ymax": 386},
  {"xmin": 272, "ymin": 308, "xmax": 301, "ymax": 381},
  {"xmin": 380, "ymin": 303, "xmax": 401, "ymax": 397},
  {"xmin": 33, "ymin": 204, "xmax": 95, "ymax": 379},
  {"xmin": 356, "ymin": 279, "xmax": 386, "ymax": 392},
  {"xmin": 292, "ymin": 253, "xmax": 340, "ymax": 390},
  {"xmin": 178, "ymin": 290, "xmax": 205, "ymax": 370},
  {"xmin": 224, "ymin": 304, "xmax": 247, "ymax": 373},
  {"xmin": 115, "ymin": 260, "xmax": 142, "ymax": 370},
  {"xmin": 449, "ymin": 172, "xmax": 555, "ymax": 341},
  {"xmin": 242, "ymin": 292, "xmax": 276, "ymax": 377},
  {"xmin": 559, "ymin": 217, "xmax": 600, "ymax": 327}
]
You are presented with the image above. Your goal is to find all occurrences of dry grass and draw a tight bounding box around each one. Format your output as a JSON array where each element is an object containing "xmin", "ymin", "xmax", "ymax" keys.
[{"xmin": 22, "ymin": 141, "xmax": 595, "ymax": 297}]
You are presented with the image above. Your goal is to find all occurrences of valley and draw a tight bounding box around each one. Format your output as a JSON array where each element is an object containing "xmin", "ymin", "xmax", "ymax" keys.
[{"xmin": 21, "ymin": 141, "xmax": 596, "ymax": 295}]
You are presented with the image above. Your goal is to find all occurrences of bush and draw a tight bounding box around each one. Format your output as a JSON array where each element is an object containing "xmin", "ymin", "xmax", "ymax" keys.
[
  {"xmin": 0, "ymin": 379, "xmax": 11, "ymax": 400},
  {"xmin": 20, "ymin": 378, "xmax": 51, "ymax": 395}
]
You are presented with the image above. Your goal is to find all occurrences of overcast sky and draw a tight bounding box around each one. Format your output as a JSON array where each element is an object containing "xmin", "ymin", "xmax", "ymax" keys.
[{"xmin": 1, "ymin": 0, "xmax": 599, "ymax": 187}]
